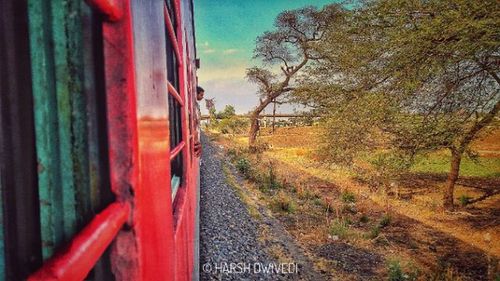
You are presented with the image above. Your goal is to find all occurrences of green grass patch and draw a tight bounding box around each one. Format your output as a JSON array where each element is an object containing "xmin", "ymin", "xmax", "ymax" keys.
[{"xmin": 411, "ymin": 152, "xmax": 500, "ymax": 178}]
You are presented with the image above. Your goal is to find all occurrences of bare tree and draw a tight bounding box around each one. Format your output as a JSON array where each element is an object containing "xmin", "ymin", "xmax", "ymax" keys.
[{"xmin": 246, "ymin": 4, "xmax": 344, "ymax": 150}]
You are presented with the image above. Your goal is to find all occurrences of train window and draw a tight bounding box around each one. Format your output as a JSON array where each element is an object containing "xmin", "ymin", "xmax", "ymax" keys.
[
  {"xmin": 165, "ymin": 2, "xmax": 184, "ymax": 200},
  {"xmin": 169, "ymin": 94, "xmax": 184, "ymax": 199}
]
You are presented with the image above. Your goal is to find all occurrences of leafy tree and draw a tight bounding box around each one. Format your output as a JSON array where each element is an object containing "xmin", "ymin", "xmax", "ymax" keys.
[
  {"xmin": 295, "ymin": 0, "xmax": 500, "ymax": 209},
  {"xmin": 217, "ymin": 105, "xmax": 236, "ymax": 119},
  {"xmin": 246, "ymin": 4, "xmax": 345, "ymax": 150}
]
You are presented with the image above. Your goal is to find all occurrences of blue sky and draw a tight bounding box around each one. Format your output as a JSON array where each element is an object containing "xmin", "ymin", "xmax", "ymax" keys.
[{"xmin": 194, "ymin": 0, "xmax": 336, "ymax": 114}]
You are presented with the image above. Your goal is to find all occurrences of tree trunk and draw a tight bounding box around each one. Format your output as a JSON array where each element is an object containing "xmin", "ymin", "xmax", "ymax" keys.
[
  {"xmin": 443, "ymin": 149, "xmax": 462, "ymax": 210},
  {"xmin": 272, "ymin": 99, "xmax": 276, "ymax": 134},
  {"xmin": 443, "ymin": 100, "xmax": 499, "ymax": 210},
  {"xmin": 248, "ymin": 113, "xmax": 260, "ymax": 151},
  {"xmin": 248, "ymin": 96, "xmax": 276, "ymax": 151}
]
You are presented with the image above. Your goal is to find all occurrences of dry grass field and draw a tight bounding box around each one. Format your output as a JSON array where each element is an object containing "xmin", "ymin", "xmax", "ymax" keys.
[{"xmin": 207, "ymin": 126, "xmax": 500, "ymax": 280}]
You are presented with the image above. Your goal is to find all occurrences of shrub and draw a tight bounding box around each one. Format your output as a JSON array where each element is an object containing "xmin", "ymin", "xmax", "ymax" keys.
[
  {"xmin": 359, "ymin": 214, "xmax": 370, "ymax": 223},
  {"xmin": 387, "ymin": 259, "xmax": 419, "ymax": 281},
  {"xmin": 367, "ymin": 226, "xmax": 380, "ymax": 239},
  {"xmin": 226, "ymin": 148, "xmax": 238, "ymax": 159},
  {"xmin": 341, "ymin": 191, "xmax": 356, "ymax": 203},
  {"xmin": 272, "ymin": 192, "xmax": 296, "ymax": 214},
  {"xmin": 458, "ymin": 195, "xmax": 472, "ymax": 207},
  {"xmin": 388, "ymin": 259, "xmax": 404, "ymax": 281},
  {"xmin": 379, "ymin": 214, "xmax": 391, "ymax": 228},
  {"xmin": 267, "ymin": 162, "xmax": 281, "ymax": 190},
  {"xmin": 313, "ymin": 198, "xmax": 323, "ymax": 206},
  {"xmin": 236, "ymin": 158, "xmax": 251, "ymax": 176},
  {"xmin": 330, "ymin": 219, "xmax": 350, "ymax": 239}
]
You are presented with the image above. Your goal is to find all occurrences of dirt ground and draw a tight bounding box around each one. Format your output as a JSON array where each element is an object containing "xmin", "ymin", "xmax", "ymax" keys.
[{"xmin": 208, "ymin": 126, "xmax": 500, "ymax": 280}]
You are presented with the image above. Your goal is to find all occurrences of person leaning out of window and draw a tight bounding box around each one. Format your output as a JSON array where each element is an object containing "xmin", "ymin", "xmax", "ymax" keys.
[{"xmin": 193, "ymin": 86, "xmax": 204, "ymax": 157}]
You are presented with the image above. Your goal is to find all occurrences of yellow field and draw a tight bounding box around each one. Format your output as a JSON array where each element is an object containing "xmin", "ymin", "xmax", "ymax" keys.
[{"xmin": 209, "ymin": 126, "xmax": 500, "ymax": 280}]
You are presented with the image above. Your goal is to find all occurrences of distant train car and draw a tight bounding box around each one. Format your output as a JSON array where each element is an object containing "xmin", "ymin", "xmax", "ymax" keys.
[{"xmin": 0, "ymin": 0, "xmax": 201, "ymax": 280}]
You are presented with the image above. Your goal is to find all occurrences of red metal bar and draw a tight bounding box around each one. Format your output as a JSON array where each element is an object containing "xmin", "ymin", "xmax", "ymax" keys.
[
  {"xmin": 163, "ymin": 3, "xmax": 181, "ymax": 64},
  {"xmin": 28, "ymin": 202, "xmax": 130, "ymax": 281},
  {"xmin": 168, "ymin": 82, "xmax": 184, "ymax": 106},
  {"xmin": 100, "ymin": 1, "xmax": 144, "ymax": 278},
  {"xmin": 170, "ymin": 141, "xmax": 186, "ymax": 161},
  {"xmin": 85, "ymin": 0, "xmax": 122, "ymax": 21}
]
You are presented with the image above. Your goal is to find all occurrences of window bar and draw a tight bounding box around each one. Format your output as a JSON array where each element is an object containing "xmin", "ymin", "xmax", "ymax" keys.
[
  {"xmin": 168, "ymin": 82, "xmax": 184, "ymax": 106},
  {"xmin": 163, "ymin": 3, "xmax": 181, "ymax": 64},
  {"xmin": 170, "ymin": 141, "xmax": 186, "ymax": 161},
  {"xmin": 28, "ymin": 202, "xmax": 130, "ymax": 281},
  {"xmin": 172, "ymin": 0, "xmax": 182, "ymax": 40}
]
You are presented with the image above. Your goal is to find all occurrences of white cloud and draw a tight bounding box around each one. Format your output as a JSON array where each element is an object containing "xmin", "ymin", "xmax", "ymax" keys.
[
  {"xmin": 222, "ymin": 49, "xmax": 239, "ymax": 54},
  {"xmin": 202, "ymin": 49, "xmax": 216, "ymax": 54}
]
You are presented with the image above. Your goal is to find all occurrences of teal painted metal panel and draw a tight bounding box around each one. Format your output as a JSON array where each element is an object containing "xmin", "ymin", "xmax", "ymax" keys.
[
  {"xmin": 28, "ymin": 0, "xmax": 64, "ymax": 259},
  {"xmin": 50, "ymin": 0, "xmax": 78, "ymax": 243},
  {"xmin": 28, "ymin": 0, "xmax": 90, "ymax": 259}
]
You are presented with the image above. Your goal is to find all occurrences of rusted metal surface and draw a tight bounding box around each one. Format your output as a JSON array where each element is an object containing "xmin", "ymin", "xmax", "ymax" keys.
[
  {"xmin": 28, "ymin": 202, "xmax": 130, "ymax": 281},
  {"xmin": 100, "ymin": 0, "xmax": 141, "ymax": 278},
  {"xmin": 28, "ymin": 0, "xmax": 92, "ymax": 259}
]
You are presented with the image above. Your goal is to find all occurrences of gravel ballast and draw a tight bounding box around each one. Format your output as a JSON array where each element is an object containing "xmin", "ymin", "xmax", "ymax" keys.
[{"xmin": 199, "ymin": 134, "xmax": 292, "ymax": 281}]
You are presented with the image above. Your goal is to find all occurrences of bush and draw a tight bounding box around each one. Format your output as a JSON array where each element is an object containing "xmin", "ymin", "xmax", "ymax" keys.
[
  {"xmin": 236, "ymin": 158, "xmax": 251, "ymax": 176},
  {"xmin": 266, "ymin": 162, "xmax": 282, "ymax": 190},
  {"xmin": 313, "ymin": 198, "xmax": 323, "ymax": 206},
  {"xmin": 367, "ymin": 226, "xmax": 380, "ymax": 239},
  {"xmin": 330, "ymin": 219, "xmax": 350, "ymax": 239},
  {"xmin": 226, "ymin": 148, "xmax": 238, "ymax": 160},
  {"xmin": 359, "ymin": 214, "xmax": 370, "ymax": 223},
  {"xmin": 272, "ymin": 192, "xmax": 296, "ymax": 213},
  {"xmin": 387, "ymin": 259, "xmax": 419, "ymax": 281},
  {"xmin": 388, "ymin": 260, "xmax": 404, "ymax": 281},
  {"xmin": 379, "ymin": 214, "xmax": 392, "ymax": 228},
  {"xmin": 341, "ymin": 191, "xmax": 356, "ymax": 203},
  {"xmin": 458, "ymin": 195, "xmax": 472, "ymax": 206}
]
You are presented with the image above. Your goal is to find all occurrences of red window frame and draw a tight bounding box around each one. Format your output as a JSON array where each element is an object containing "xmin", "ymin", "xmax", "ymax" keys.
[{"xmin": 28, "ymin": 0, "xmax": 198, "ymax": 280}]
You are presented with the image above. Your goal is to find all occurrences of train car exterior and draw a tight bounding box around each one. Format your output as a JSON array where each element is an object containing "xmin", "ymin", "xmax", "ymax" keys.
[{"xmin": 0, "ymin": 0, "xmax": 201, "ymax": 280}]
